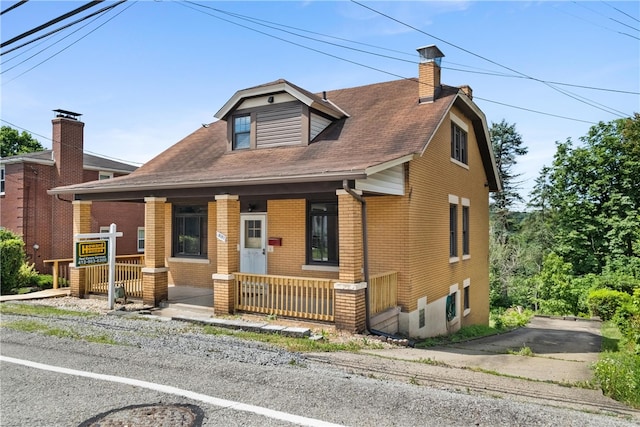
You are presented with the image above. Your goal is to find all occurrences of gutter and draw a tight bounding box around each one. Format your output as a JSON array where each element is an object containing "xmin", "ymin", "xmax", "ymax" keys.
[{"xmin": 342, "ymin": 180, "xmax": 416, "ymax": 347}]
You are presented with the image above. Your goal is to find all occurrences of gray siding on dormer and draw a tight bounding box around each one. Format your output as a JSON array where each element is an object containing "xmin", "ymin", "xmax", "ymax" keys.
[
  {"xmin": 256, "ymin": 105, "xmax": 302, "ymax": 148},
  {"xmin": 310, "ymin": 113, "xmax": 332, "ymax": 141}
]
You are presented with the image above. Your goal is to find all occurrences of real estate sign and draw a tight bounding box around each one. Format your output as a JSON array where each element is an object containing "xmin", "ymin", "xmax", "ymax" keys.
[{"xmin": 75, "ymin": 240, "xmax": 108, "ymax": 266}]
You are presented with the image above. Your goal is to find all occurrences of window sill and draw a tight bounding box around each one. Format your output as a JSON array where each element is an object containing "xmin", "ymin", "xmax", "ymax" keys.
[
  {"xmin": 302, "ymin": 264, "xmax": 339, "ymax": 273},
  {"xmin": 168, "ymin": 257, "xmax": 210, "ymax": 264},
  {"xmin": 462, "ymin": 254, "xmax": 471, "ymax": 260},
  {"xmin": 463, "ymin": 308, "xmax": 470, "ymax": 317},
  {"xmin": 450, "ymin": 158, "xmax": 469, "ymax": 170},
  {"xmin": 449, "ymin": 256, "xmax": 459, "ymax": 264}
]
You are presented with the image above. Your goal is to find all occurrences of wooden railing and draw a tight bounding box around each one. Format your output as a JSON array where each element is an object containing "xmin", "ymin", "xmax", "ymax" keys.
[
  {"xmin": 85, "ymin": 255, "xmax": 145, "ymax": 298},
  {"xmin": 235, "ymin": 273, "xmax": 335, "ymax": 322},
  {"xmin": 43, "ymin": 258, "xmax": 72, "ymax": 289},
  {"xmin": 44, "ymin": 255, "xmax": 144, "ymax": 294},
  {"xmin": 369, "ymin": 271, "xmax": 398, "ymax": 315}
]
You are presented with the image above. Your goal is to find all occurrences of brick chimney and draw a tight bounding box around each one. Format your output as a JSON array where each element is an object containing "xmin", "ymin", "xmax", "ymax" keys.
[
  {"xmin": 52, "ymin": 109, "xmax": 84, "ymax": 186},
  {"xmin": 417, "ymin": 45, "xmax": 445, "ymax": 103}
]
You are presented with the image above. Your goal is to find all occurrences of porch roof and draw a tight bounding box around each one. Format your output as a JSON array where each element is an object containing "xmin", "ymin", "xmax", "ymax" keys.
[{"xmin": 48, "ymin": 78, "xmax": 499, "ymax": 199}]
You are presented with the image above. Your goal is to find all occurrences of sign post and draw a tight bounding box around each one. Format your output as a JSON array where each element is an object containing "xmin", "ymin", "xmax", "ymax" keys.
[{"xmin": 74, "ymin": 223, "xmax": 123, "ymax": 310}]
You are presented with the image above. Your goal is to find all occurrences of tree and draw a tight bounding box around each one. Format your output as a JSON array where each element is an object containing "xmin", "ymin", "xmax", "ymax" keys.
[
  {"xmin": 0, "ymin": 126, "xmax": 44, "ymax": 157},
  {"xmin": 489, "ymin": 120, "xmax": 529, "ymax": 234},
  {"xmin": 0, "ymin": 229, "xmax": 25, "ymax": 295},
  {"xmin": 544, "ymin": 114, "xmax": 640, "ymax": 275}
]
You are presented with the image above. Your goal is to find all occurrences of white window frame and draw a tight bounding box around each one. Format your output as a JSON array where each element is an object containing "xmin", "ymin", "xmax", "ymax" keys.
[
  {"xmin": 448, "ymin": 194, "xmax": 459, "ymax": 263},
  {"xmin": 137, "ymin": 227, "xmax": 145, "ymax": 253},
  {"xmin": 98, "ymin": 171, "xmax": 114, "ymax": 180},
  {"xmin": 450, "ymin": 113, "xmax": 469, "ymax": 168},
  {"xmin": 0, "ymin": 165, "xmax": 5, "ymax": 195},
  {"xmin": 99, "ymin": 226, "xmax": 110, "ymax": 233},
  {"xmin": 462, "ymin": 198, "xmax": 470, "ymax": 260},
  {"xmin": 463, "ymin": 278, "xmax": 471, "ymax": 316},
  {"xmin": 448, "ymin": 283, "xmax": 460, "ymax": 323}
]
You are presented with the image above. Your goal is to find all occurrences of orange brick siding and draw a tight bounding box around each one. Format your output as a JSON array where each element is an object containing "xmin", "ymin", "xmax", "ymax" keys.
[
  {"xmin": 337, "ymin": 191, "xmax": 363, "ymax": 283},
  {"xmin": 334, "ymin": 287, "xmax": 366, "ymax": 333}
]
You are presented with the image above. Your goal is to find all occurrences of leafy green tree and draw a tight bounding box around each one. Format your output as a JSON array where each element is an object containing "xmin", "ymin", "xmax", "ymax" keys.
[
  {"xmin": 544, "ymin": 114, "xmax": 640, "ymax": 275},
  {"xmin": 0, "ymin": 126, "xmax": 44, "ymax": 157}
]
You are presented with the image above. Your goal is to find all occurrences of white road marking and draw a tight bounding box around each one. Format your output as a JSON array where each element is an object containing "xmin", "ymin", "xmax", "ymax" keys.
[{"xmin": 1, "ymin": 355, "xmax": 345, "ymax": 427}]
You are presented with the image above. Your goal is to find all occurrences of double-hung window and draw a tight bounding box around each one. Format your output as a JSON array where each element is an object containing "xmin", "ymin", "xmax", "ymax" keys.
[
  {"xmin": 449, "ymin": 203, "xmax": 458, "ymax": 259},
  {"xmin": 233, "ymin": 115, "xmax": 251, "ymax": 150},
  {"xmin": 173, "ymin": 205, "xmax": 208, "ymax": 257},
  {"xmin": 1, "ymin": 166, "xmax": 5, "ymax": 194},
  {"xmin": 462, "ymin": 205, "xmax": 470, "ymax": 257},
  {"xmin": 451, "ymin": 123, "xmax": 468, "ymax": 164},
  {"xmin": 308, "ymin": 201, "xmax": 338, "ymax": 265},
  {"xmin": 137, "ymin": 227, "xmax": 145, "ymax": 253}
]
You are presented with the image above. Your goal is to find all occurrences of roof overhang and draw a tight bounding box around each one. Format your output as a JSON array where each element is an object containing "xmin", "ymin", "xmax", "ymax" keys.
[{"xmin": 215, "ymin": 81, "xmax": 346, "ymax": 121}]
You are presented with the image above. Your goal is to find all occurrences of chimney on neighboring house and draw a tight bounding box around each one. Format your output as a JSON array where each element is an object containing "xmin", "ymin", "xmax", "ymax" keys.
[
  {"xmin": 459, "ymin": 85, "xmax": 473, "ymax": 100},
  {"xmin": 52, "ymin": 109, "xmax": 84, "ymax": 186},
  {"xmin": 417, "ymin": 45, "xmax": 445, "ymax": 104}
]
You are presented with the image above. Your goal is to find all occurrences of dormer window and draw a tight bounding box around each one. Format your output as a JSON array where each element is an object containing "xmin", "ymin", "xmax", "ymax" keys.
[{"xmin": 233, "ymin": 115, "xmax": 251, "ymax": 150}]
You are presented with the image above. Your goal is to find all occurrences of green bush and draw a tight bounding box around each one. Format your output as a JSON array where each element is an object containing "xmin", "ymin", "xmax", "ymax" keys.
[
  {"xmin": 0, "ymin": 229, "xmax": 25, "ymax": 295},
  {"xmin": 594, "ymin": 351, "xmax": 640, "ymax": 408},
  {"xmin": 612, "ymin": 288, "xmax": 640, "ymax": 354},
  {"xmin": 33, "ymin": 274, "xmax": 55, "ymax": 290},
  {"xmin": 587, "ymin": 288, "xmax": 632, "ymax": 321},
  {"xmin": 17, "ymin": 262, "xmax": 39, "ymax": 287}
]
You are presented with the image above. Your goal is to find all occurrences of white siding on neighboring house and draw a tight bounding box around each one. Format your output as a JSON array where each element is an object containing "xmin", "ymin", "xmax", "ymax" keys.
[
  {"xmin": 310, "ymin": 113, "xmax": 332, "ymax": 141},
  {"xmin": 256, "ymin": 105, "xmax": 302, "ymax": 148},
  {"xmin": 356, "ymin": 164, "xmax": 405, "ymax": 196}
]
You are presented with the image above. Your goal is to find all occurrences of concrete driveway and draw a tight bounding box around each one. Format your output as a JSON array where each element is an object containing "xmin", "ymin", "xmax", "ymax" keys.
[{"xmin": 363, "ymin": 316, "xmax": 602, "ymax": 383}]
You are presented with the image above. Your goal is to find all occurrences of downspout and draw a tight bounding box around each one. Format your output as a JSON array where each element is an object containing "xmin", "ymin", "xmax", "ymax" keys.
[
  {"xmin": 342, "ymin": 180, "xmax": 371, "ymax": 332},
  {"xmin": 342, "ymin": 180, "xmax": 415, "ymax": 347}
]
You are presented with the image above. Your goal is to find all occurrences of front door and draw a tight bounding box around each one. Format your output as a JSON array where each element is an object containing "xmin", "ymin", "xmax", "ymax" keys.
[{"xmin": 240, "ymin": 214, "xmax": 267, "ymax": 274}]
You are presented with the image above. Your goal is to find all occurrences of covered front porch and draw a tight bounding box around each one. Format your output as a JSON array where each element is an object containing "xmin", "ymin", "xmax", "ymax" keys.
[{"xmin": 67, "ymin": 186, "xmax": 399, "ymax": 333}]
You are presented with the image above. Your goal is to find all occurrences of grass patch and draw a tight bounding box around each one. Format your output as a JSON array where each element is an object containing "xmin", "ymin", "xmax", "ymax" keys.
[
  {"xmin": 0, "ymin": 302, "xmax": 95, "ymax": 318},
  {"xmin": 600, "ymin": 321, "xmax": 621, "ymax": 352},
  {"xmin": 201, "ymin": 325, "xmax": 381, "ymax": 353},
  {"xmin": 2, "ymin": 319, "xmax": 119, "ymax": 346},
  {"xmin": 507, "ymin": 345, "xmax": 534, "ymax": 357}
]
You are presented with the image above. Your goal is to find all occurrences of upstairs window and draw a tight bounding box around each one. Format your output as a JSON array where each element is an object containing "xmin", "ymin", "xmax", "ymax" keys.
[
  {"xmin": 99, "ymin": 171, "xmax": 113, "ymax": 180},
  {"xmin": 233, "ymin": 115, "xmax": 251, "ymax": 150},
  {"xmin": 308, "ymin": 201, "xmax": 339, "ymax": 265},
  {"xmin": 451, "ymin": 123, "xmax": 468, "ymax": 164},
  {"xmin": 449, "ymin": 203, "xmax": 458, "ymax": 259},
  {"xmin": 173, "ymin": 205, "xmax": 208, "ymax": 258}
]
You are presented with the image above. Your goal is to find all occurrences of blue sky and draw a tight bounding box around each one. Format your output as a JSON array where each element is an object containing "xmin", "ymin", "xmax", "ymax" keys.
[{"xmin": 2, "ymin": 1, "xmax": 639, "ymax": 206}]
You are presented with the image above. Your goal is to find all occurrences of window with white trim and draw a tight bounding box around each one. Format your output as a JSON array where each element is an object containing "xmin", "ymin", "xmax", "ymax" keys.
[
  {"xmin": 0, "ymin": 166, "xmax": 5, "ymax": 194},
  {"xmin": 99, "ymin": 171, "xmax": 113, "ymax": 180},
  {"xmin": 137, "ymin": 227, "xmax": 145, "ymax": 252},
  {"xmin": 232, "ymin": 114, "xmax": 251, "ymax": 150},
  {"xmin": 449, "ymin": 203, "xmax": 457, "ymax": 259},
  {"xmin": 99, "ymin": 226, "xmax": 110, "ymax": 233},
  {"xmin": 462, "ymin": 204, "xmax": 470, "ymax": 258},
  {"xmin": 451, "ymin": 123, "xmax": 468, "ymax": 164},
  {"xmin": 463, "ymin": 278, "xmax": 471, "ymax": 316}
]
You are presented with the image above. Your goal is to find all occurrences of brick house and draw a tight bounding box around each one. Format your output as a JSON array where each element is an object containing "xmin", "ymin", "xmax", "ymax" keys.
[
  {"xmin": 0, "ymin": 110, "xmax": 145, "ymax": 275},
  {"xmin": 49, "ymin": 46, "xmax": 501, "ymax": 337}
]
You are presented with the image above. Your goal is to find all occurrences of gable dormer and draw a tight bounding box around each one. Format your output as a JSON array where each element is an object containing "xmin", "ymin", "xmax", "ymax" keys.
[{"xmin": 214, "ymin": 79, "xmax": 347, "ymax": 151}]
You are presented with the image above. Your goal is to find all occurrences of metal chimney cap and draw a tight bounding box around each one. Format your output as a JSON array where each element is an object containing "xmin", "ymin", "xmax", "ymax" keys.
[
  {"xmin": 416, "ymin": 45, "xmax": 445, "ymax": 63},
  {"xmin": 53, "ymin": 109, "xmax": 82, "ymax": 120}
]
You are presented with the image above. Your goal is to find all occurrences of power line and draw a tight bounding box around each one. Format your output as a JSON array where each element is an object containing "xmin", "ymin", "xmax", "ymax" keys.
[
  {"xmin": 0, "ymin": 0, "xmax": 29, "ymax": 16},
  {"xmin": 1, "ymin": 1, "xmax": 135, "ymax": 84},
  {"xmin": 179, "ymin": 1, "xmax": 603, "ymax": 126},
  {"xmin": 601, "ymin": 1, "xmax": 640, "ymax": 24},
  {"xmin": 1, "ymin": 1, "xmax": 127, "ymax": 57},
  {"xmin": 349, "ymin": 0, "xmax": 630, "ymax": 118},
  {"xmin": 1, "ymin": 1, "xmax": 105, "ymax": 48},
  {"xmin": 1, "ymin": 119, "xmax": 143, "ymax": 167}
]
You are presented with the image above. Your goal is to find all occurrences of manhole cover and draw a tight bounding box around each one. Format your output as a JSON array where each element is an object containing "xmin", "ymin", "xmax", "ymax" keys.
[{"xmin": 79, "ymin": 403, "xmax": 204, "ymax": 427}]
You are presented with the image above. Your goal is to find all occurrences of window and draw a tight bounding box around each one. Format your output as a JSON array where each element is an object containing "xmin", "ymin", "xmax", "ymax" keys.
[
  {"xmin": 462, "ymin": 205, "xmax": 469, "ymax": 256},
  {"xmin": 0, "ymin": 166, "xmax": 5, "ymax": 194},
  {"xmin": 446, "ymin": 291, "xmax": 457, "ymax": 321},
  {"xmin": 100, "ymin": 226, "xmax": 110, "ymax": 233},
  {"xmin": 463, "ymin": 278, "xmax": 471, "ymax": 316},
  {"xmin": 308, "ymin": 201, "xmax": 338, "ymax": 265},
  {"xmin": 451, "ymin": 123, "xmax": 468, "ymax": 164},
  {"xmin": 173, "ymin": 205, "xmax": 208, "ymax": 257},
  {"xmin": 137, "ymin": 227, "xmax": 145, "ymax": 253},
  {"xmin": 233, "ymin": 115, "xmax": 251, "ymax": 150},
  {"xmin": 449, "ymin": 203, "xmax": 457, "ymax": 258},
  {"xmin": 99, "ymin": 171, "xmax": 113, "ymax": 180}
]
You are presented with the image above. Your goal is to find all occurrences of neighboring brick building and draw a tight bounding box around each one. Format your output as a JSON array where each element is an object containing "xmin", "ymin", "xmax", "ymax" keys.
[
  {"xmin": 50, "ymin": 46, "xmax": 501, "ymax": 338},
  {"xmin": 0, "ymin": 110, "xmax": 145, "ymax": 274}
]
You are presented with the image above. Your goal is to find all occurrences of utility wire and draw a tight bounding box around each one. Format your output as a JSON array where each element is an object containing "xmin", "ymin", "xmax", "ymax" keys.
[
  {"xmin": 554, "ymin": 2, "xmax": 640, "ymax": 41},
  {"xmin": 1, "ymin": 1, "xmax": 105, "ymax": 48},
  {"xmin": 1, "ymin": 1, "xmax": 135, "ymax": 84},
  {"xmin": 601, "ymin": 1, "xmax": 640, "ymax": 24},
  {"xmin": 0, "ymin": 0, "xmax": 28, "ymax": 15},
  {"xmin": 1, "ymin": 119, "xmax": 143, "ymax": 167},
  {"xmin": 1, "ymin": 1, "xmax": 127, "ymax": 57},
  {"xmin": 572, "ymin": 1, "xmax": 639, "ymax": 34},
  {"xmin": 178, "ymin": 1, "xmax": 601, "ymax": 125},
  {"xmin": 350, "ymin": 0, "xmax": 630, "ymax": 118}
]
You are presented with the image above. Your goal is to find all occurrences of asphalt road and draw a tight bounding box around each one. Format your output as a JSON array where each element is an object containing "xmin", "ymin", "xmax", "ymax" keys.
[{"xmin": 1, "ymin": 312, "xmax": 639, "ymax": 427}]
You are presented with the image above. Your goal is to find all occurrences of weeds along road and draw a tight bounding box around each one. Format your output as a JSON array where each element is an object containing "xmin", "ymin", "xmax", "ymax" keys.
[{"xmin": 0, "ymin": 307, "xmax": 638, "ymax": 427}]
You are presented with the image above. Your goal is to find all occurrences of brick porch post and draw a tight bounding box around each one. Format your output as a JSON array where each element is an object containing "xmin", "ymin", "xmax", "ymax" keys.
[
  {"xmin": 212, "ymin": 194, "xmax": 240, "ymax": 314},
  {"xmin": 334, "ymin": 189, "xmax": 367, "ymax": 333},
  {"xmin": 142, "ymin": 197, "xmax": 169, "ymax": 306},
  {"xmin": 69, "ymin": 201, "xmax": 91, "ymax": 298}
]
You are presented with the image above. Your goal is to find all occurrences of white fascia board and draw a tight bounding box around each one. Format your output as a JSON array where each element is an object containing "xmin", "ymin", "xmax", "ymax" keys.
[
  {"xmin": 365, "ymin": 154, "xmax": 415, "ymax": 176},
  {"xmin": 1, "ymin": 157, "xmax": 54, "ymax": 166}
]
